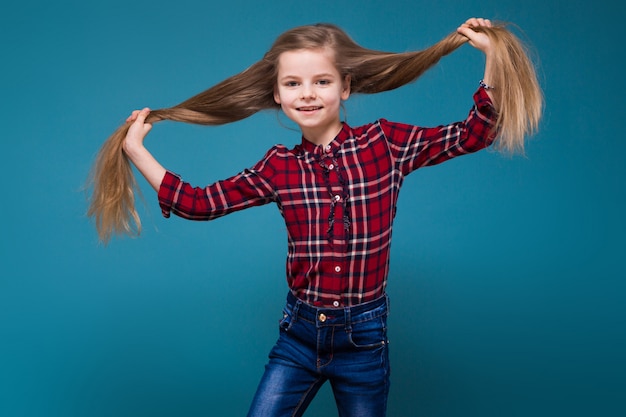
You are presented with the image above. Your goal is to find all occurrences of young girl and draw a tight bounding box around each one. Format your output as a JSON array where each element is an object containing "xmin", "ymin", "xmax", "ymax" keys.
[{"xmin": 88, "ymin": 18, "xmax": 542, "ymax": 416}]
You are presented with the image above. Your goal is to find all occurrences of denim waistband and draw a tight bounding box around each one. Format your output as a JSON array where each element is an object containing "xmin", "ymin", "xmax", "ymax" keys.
[{"xmin": 285, "ymin": 291, "xmax": 389, "ymax": 326}]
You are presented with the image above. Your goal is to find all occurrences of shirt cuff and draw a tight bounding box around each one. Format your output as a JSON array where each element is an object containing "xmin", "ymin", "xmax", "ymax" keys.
[
  {"xmin": 474, "ymin": 87, "xmax": 497, "ymax": 123},
  {"xmin": 158, "ymin": 170, "xmax": 182, "ymax": 218}
]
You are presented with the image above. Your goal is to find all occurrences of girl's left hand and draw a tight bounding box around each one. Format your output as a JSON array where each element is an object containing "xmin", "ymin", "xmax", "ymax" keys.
[{"xmin": 457, "ymin": 18, "xmax": 494, "ymax": 56}]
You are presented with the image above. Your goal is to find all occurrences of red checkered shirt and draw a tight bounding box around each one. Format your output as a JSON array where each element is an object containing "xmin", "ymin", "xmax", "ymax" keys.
[{"xmin": 158, "ymin": 88, "xmax": 497, "ymax": 307}]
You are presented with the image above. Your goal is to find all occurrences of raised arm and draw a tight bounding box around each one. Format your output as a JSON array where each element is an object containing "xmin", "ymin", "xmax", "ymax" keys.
[
  {"xmin": 455, "ymin": 18, "xmax": 543, "ymax": 153},
  {"xmin": 122, "ymin": 108, "xmax": 167, "ymax": 192},
  {"xmin": 456, "ymin": 18, "xmax": 497, "ymax": 105}
]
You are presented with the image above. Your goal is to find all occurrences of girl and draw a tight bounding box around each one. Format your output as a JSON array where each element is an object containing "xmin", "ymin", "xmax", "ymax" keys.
[{"xmin": 88, "ymin": 18, "xmax": 542, "ymax": 416}]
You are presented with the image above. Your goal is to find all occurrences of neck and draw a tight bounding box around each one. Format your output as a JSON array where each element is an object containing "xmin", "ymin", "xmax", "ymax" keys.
[{"xmin": 301, "ymin": 122, "xmax": 344, "ymax": 148}]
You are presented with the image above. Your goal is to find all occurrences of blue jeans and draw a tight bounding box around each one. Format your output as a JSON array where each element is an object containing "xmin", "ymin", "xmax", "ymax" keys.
[{"xmin": 247, "ymin": 292, "xmax": 390, "ymax": 417}]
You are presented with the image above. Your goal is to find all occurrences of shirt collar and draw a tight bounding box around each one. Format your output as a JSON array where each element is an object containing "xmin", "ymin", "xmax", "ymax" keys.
[{"xmin": 297, "ymin": 123, "xmax": 351, "ymax": 157}]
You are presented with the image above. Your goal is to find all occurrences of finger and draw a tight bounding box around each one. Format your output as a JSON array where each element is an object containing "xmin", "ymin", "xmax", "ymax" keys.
[
  {"xmin": 129, "ymin": 108, "xmax": 151, "ymax": 126},
  {"xmin": 135, "ymin": 107, "xmax": 151, "ymax": 124},
  {"xmin": 476, "ymin": 18, "xmax": 491, "ymax": 28},
  {"xmin": 126, "ymin": 109, "xmax": 141, "ymax": 123},
  {"xmin": 466, "ymin": 17, "xmax": 479, "ymax": 27},
  {"xmin": 463, "ymin": 17, "xmax": 492, "ymax": 29},
  {"xmin": 456, "ymin": 25, "xmax": 476, "ymax": 39},
  {"xmin": 478, "ymin": 18, "xmax": 492, "ymax": 28},
  {"xmin": 135, "ymin": 108, "xmax": 153, "ymax": 134}
]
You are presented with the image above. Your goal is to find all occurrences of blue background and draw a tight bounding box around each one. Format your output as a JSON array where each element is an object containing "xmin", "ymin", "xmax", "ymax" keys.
[{"xmin": 2, "ymin": 0, "xmax": 624, "ymax": 416}]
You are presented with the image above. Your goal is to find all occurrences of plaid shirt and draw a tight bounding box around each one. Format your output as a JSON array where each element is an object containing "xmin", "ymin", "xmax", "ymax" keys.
[{"xmin": 158, "ymin": 88, "xmax": 496, "ymax": 307}]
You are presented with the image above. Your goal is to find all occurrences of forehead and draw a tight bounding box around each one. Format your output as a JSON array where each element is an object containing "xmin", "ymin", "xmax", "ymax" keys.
[{"xmin": 277, "ymin": 48, "xmax": 339, "ymax": 76}]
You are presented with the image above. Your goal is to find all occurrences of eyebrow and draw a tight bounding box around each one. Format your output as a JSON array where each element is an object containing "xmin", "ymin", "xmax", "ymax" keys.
[{"xmin": 278, "ymin": 73, "xmax": 338, "ymax": 81}]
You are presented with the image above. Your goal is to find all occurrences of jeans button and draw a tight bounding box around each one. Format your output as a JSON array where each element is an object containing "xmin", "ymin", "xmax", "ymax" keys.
[{"xmin": 319, "ymin": 313, "xmax": 327, "ymax": 322}]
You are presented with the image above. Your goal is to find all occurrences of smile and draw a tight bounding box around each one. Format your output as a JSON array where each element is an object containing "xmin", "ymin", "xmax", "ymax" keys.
[{"xmin": 297, "ymin": 106, "xmax": 322, "ymax": 111}]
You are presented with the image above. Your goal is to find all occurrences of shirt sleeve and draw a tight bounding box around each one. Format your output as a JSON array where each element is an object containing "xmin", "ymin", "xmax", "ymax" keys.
[
  {"xmin": 157, "ymin": 148, "xmax": 278, "ymax": 220},
  {"xmin": 381, "ymin": 87, "xmax": 498, "ymax": 176}
]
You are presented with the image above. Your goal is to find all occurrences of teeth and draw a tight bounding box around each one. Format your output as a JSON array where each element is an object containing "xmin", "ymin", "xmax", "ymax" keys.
[{"xmin": 299, "ymin": 107, "xmax": 321, "ymax": 111}]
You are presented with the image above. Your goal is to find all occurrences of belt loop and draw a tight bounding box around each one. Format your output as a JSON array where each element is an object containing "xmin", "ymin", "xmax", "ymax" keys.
[
  {"xmin": 344, "ymin": 306, "xmax": 352, "ymax": 333},
  {"xmin": 291, "ymin": 298, "xmax": 301, "ymax": 323}
]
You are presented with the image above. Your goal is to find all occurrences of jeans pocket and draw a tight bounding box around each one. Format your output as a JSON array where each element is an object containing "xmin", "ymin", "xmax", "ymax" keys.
[
  {"xmin": 278, "ymin": 308, "xmax": 293, "ymax": 332},
  {"xmin": 347, "ymin": 316, "xmax": 387, "ymax": 349}
]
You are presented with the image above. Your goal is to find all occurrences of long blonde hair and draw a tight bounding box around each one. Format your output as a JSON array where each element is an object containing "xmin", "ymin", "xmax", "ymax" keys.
[{"xmin": 87, "ymin": 22, "xmax": 543, "ymax": 242}]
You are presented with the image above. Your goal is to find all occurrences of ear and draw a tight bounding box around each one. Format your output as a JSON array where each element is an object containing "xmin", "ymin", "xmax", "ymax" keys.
[
  {"xmin": 341, "ymin": 75, "xmax": 351, "ymax": 100},
  {"xmin": 273, "ymin": 85, "xmax": 281, "ymax": 105}
]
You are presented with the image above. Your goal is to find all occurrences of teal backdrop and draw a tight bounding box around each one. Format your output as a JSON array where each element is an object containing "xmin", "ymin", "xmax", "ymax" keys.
[{"xmin": 2, "ymin": 0, "xmax": 624, "ymax": 416}]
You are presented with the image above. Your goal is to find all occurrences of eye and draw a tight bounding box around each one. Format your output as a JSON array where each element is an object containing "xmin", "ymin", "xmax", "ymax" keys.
[
  {"xmin": 317, "ymin": 79, "xmax": 331, "ymax": 85},
  {"xmin": 285, "ymin": 81, "xmax": 299, "ymax": 87}
]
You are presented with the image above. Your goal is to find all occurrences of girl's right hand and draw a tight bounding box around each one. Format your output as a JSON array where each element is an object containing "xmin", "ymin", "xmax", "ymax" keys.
[
  {"xmin": 123, "ymin": 107, "xmax": 153, "ymax": 155},
  {"xmin": 120, "ymin": 107, "xmax": 167, "ymax": 192}
]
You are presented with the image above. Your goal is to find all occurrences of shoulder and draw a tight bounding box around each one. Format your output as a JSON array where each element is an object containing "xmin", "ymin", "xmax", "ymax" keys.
[
  {"xmin": 250, "ymin": 144, "xmax": 299, "ymax": 173},
  {"xmin": 348, "ymin": 119, "xmax": 416, "ymax": 144},
  {"xmin": 333, "ymin": 121, "xmax": 398, "ymax": 154},
  {"xmin": 345, "ymin": 120, "xmax": 389, "ymax": 142},
  {"xmin": 253, "ymin": 144, "xmax": 297, "ymax": 162}
]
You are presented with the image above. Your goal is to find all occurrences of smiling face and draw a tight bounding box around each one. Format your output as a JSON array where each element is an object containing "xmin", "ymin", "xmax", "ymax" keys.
[{"xmin": 274, "ymin": 48, "xmax": 351, "ymax": 146}]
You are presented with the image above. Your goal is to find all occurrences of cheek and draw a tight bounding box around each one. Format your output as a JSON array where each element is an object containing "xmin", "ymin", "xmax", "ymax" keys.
[
  {"xmin": 324, "ymin": 90, "xmax": 343, "ymax": 105},
  {"xmin": 276, "ymin": 90, "xmax": 299, "ymax": 106}
]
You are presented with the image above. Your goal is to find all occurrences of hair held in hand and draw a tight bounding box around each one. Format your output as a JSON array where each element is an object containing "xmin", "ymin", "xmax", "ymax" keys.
[{"xmin": 87, "ymin": 22, "xmax": 543, "ymax": 243}]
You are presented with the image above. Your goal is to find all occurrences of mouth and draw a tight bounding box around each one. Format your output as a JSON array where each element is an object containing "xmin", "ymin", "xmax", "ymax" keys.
[{"xmin": 297, "ymin": 106, "xmax": 322, "ymax": 112}]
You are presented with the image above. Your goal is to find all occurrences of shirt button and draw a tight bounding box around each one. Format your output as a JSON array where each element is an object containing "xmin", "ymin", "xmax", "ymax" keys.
[
  {"xmin": 334, "ymin": 266, "xmax": 341, "ymax": 273},
  {"xmin": 332, "ymin": 301, "xmax": 340, "ymax": 307},
  {"xmin": 328, "ymin": 164, "xmax": 335, "ymax": 170},
  {"xmin": 333, "ymin": 195, "xmax": 341, "ymax": 202},
  {"xmin": 319, "ymin": 313, "xmax": 327, "ymax": 322},
  {"xmin": 325, "ymin": 145, "xmax": 332, "ymax": 153}
]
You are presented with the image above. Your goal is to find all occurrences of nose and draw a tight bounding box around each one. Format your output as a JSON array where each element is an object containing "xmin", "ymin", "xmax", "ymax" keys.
[{"xmin": 301, "ymin": 84, "xmax": 316, "ymax": 99}]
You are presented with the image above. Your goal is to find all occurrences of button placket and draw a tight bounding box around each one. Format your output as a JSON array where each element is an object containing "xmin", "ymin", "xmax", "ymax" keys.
[{"xmin": 316, "ymin": 144, "xmax": 351, "ymax": 248}]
